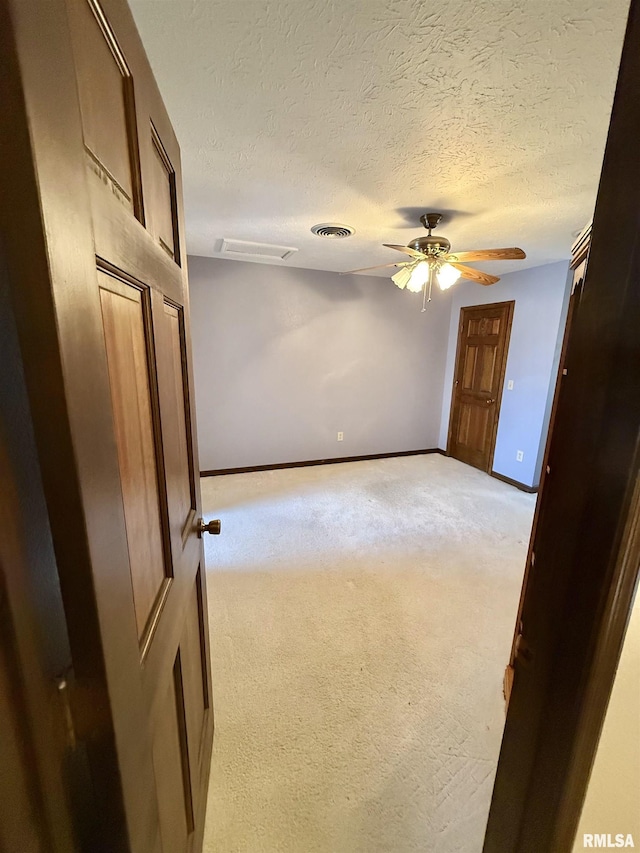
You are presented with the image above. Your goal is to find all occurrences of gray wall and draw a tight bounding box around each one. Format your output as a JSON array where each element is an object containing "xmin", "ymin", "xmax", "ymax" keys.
[
  {"xmin": 189, "ymin": 256, "xmax": 451, "ymax": 470},
  {"xmin": 438, "ymin": 261, "xmax": 571, "ymax": 488}
]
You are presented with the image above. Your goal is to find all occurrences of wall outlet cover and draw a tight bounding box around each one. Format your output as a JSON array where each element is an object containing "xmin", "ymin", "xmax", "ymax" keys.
[
  {"xmin": 516, "ymin": 450, "xmax": 524, "ymax": 462},
  {"xmin": 337, "ymin": 432, "xmax": 344, "ymax": 441}
]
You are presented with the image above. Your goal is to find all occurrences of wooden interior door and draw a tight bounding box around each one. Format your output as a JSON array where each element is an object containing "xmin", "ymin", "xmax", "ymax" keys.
[
  {"xmin": 448, "ymin": 301, "xmax": 514, "ymax": 472},
  {"xmin": 1, "ymin": 0, "xmax": 214, "ymax": 850}
]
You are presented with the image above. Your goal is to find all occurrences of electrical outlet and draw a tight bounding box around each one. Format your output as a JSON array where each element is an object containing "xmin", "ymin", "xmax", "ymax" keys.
[
  {"xmin": 516, "ymin": 450, "xmax": 524, "ymax": 462},
  {"xmin": 507, "ymin": 379, "xmax": 514, "ymax": 390},
  {"xmin": 337, "ymin": 432, "xmax": 344, "ymax": 441}
]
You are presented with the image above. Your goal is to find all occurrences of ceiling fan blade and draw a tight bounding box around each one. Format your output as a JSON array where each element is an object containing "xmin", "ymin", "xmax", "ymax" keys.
[
  {"xmin": 340, "ymin": 261, "xmax": 412, "ymax": 275},
  {"xmin": 449, "ymin": 262, "xmax": 500, "ymax": 286},
  {"xmin": 446, "ymin": 248, "xmax": 526, "ymax": 263},
  {"xmin": 383, "ymin": 243, "xmax": 426, "ymax": 259}
]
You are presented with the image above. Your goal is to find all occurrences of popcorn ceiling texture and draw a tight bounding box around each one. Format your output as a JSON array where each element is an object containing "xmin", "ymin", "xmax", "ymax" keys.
[
  {"xmin": 201, "ymin": 454, "xmax": 535, "ymax": 852},
  {"xmin": 130, "ymin": 0, "xmax": 629, "ymax": 276}
]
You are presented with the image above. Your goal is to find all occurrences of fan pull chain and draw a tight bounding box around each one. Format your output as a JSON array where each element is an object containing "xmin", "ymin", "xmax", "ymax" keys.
[{"xmin": 422, "ymin": 266, "xmax": 434, "ymax": 312}]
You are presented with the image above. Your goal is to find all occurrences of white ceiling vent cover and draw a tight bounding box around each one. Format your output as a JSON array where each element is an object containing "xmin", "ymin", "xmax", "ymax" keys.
[
  {"xmin": 311, "ymin": 223, "xmax": 355, "ymax": 238},
  {"xmin": 220, "ymin": 238, "xmax": 298, "ymax": 261}
]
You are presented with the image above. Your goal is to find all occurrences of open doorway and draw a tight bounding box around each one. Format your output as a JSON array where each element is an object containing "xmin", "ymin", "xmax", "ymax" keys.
[
  {"xmin": 187, "ymin": 256, "xmax": 571, "ymax": 850},
  {"xmin": 3, "ymin": 0, "xmax": 638, "ymax": 852}
]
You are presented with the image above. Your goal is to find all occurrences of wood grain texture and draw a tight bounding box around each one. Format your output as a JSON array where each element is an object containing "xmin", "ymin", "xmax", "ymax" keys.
[
  {"xmin": 447, "ymin": 248, "xmax": 526, "ymax": 263},
  {"xmin": 164, "ymin": 302, "xmax": 193, "ymax": 538},
  {"xmin": 99, "ymin": 276, "xmax": 166, "ymax": 639},
  {"xmin": 66, "ymin": 0, "xmax": 134, "ymax": 204},
  {"xmin": 152, "ymin": 660, "xmax": 190, "ymax": 853},
  {"xmin": 2, "ymin": 0, "xmax": 213, "ymax": 848},
  {"xmin": 181, "ymin": 573, "xmax": 208, "ymax": 774},
  {"xmin": 382, "ymin": 243, "xmax": 425, "ymax": 258},
  {"xmin": 1, "ymin": 0, "xmax": 152, "ymax": 847},
  {"xmin": 448, "ymin": 302, "xmax": 514, "ymax": 473},
  {"xmin": 449, "ymin": 262, "xmax": 500, "ymax": 286},
  {"xmin": 147, "ymin": 126, "xmax": 179, "ymax": 261},
  {"xmin": 341, "ymin": 260, "xmax": 411, "ymax": 275},
  {"xmin": 82, "ymin": 4, "xmax": 214, "ymax": 848}
]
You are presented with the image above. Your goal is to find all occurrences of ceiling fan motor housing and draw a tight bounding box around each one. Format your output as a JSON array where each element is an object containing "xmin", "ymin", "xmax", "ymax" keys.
[
  {"xmin": 409, "ymin": 234, "xmax": 451, "ymax": 255},
  {"xmin": 410, "ymin": 212, "xmax": 450, "ymax": 256}
]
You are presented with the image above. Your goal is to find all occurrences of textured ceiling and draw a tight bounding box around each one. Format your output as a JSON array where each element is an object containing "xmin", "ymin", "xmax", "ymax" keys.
[{"xmin": 129, "ymin": 0, "xmax": 629, "ymax": 276}]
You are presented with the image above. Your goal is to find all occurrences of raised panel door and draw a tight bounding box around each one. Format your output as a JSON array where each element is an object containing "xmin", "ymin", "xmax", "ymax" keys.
[
  {"xmin": 448, "ymin": 301, "xmax": 514, "ymax": 472},
  {"xmin": 3, "ymin": 0, "xmax": 215, "ymax": 849}
]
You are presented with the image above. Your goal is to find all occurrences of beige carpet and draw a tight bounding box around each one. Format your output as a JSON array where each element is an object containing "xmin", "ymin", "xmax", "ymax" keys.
[{"xmin": 201, "ymin": 454, "xmax": 535, "ymax": 853}]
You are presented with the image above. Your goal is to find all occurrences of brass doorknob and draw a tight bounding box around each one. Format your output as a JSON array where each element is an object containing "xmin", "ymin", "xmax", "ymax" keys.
[
  {"xmin": 487, "ymin": 398, "xmax": 496, "ymax": 404},
  {"xmin": 197, "ymin": 518, "xmax": 221, "ymax": 537}
]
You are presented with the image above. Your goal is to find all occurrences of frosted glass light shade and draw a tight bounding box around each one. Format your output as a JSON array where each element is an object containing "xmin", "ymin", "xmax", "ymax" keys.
[
  {"xmin": 436, "ymin": 263, "xmax": 461, "ymax": 290},
  {"xmin": 407, "ymin": 261, "xmax": 430, "ymax": 293},
  {"xmin": 391, "ymin": 266, "xmax": 412, "ymax": 289}
]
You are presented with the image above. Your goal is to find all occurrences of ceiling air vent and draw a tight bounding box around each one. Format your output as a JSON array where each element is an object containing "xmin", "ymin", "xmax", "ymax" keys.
[
  {"xmin": 311, "ymin": 223, "xmax": 355, "ymax": 239},
  {"xmin": 219, "ymin": 238, "xmax": 298, "ymax": 261}
]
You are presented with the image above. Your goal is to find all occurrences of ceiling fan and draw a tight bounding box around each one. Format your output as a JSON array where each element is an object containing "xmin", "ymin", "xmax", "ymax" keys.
[{"xmin": 342, "ymin": 213, "xmax": 526, "ymax": 311}]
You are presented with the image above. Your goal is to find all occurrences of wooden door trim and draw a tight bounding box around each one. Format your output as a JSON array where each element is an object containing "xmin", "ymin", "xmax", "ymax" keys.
[
  {"xmin": 446, "ymin": 300, "xmax": 515, "ymax": 472},
  {"xmin": 484, "ymin": 0, "xmax": 640, "ymax": 848},
  {"xmin": 553, "ymin": 467, "xmax": 640, "ymax": 850},
  {"xmin": 504, "ymin": 250, "xmax": 588, "ymax": 704}
]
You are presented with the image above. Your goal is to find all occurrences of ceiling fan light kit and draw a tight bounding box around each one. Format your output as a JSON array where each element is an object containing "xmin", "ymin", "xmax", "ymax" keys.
[
  {"xmin": 436, "ymin": 262, "xmax": 461, "ymax": 290},
  {"xmin": 391, "ymin": 266, "xmax": 412, "ymax": 289},
  {"xmin": 343, "ymin": 212, "xmax": 526, "ymax": 311}
]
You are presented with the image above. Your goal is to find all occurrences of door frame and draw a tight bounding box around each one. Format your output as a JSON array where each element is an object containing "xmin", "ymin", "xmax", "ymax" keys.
[
  {"xmin": 484, "ymin": 0, "xmax": 640, "ymax": 848},
  {"xmin": 446, "ymin": 300, "xmax": 515, "ymax": 473}
]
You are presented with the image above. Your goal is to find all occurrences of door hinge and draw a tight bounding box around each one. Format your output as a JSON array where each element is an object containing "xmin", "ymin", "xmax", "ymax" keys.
[
  {"xmin": 514, "ymin": 632, "xmax": 533, "ymax": 666},
  {"xmin": 56, "ymin": 675, "xmax": 77, "ymax": 750},
  {"xmin": 55, "ymin": 672, "xmax": 111, "ymax": 749}
]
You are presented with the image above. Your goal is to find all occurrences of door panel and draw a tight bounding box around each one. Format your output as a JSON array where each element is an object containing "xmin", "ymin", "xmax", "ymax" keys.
[
  {"xmin": 448, "ymin": 301, "xmax": 514, "ymax": 472},
  {"xmin": 181, "ymin": 569, "xmax": 209, "ymax": 771},
  {"xmin": 2, "ymin": 0, "xmax": 214, "ymax": 849},
  {"xmin": 99, "ymin": 275, "xmax": 169, "ymax": 640},
  {"xmin": 148, "ymin": 125, "xmax": 180, "ymax": 263},
  {"xmin": 67, "ymin": 0, "xmax": 142, "ymax": 216},
  {"xmin": 162, "ymin": 301, "xmax": 196, "ymax": 543},
  {"xmin": 457, "ymin": 403, "xmax": 490, "ymax": 453},
  {"xmin": 152, "ymin": 660, "xmax": 192, "ymax": 853},
  {"xmin": 462, "ymin": 345, "xmax": 478, "ymax": 389},
  {"xmin": 479, "ymin": 345, "xmax": 497, "ymax": 392}
]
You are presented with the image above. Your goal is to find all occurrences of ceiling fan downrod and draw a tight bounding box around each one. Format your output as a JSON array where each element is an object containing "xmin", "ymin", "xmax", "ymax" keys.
[{"xmin": 419, "ymin": 212, "xmax": 443, "ymax": 234}]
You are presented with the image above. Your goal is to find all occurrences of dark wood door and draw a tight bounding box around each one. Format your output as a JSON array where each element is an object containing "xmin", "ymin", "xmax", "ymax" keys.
[
  {"xmin": 448, "ymin": 301, "xmax": 514, "ymax": 472},
  {"xmin": 1, "ymin": 0, "xmax": 213, "ymax": 850}
]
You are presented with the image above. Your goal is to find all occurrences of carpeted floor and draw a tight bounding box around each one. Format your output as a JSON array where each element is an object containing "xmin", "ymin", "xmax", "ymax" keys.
[{"xmin": 201, "ymin": 454, "xmax": 536, "ymax": 853}]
